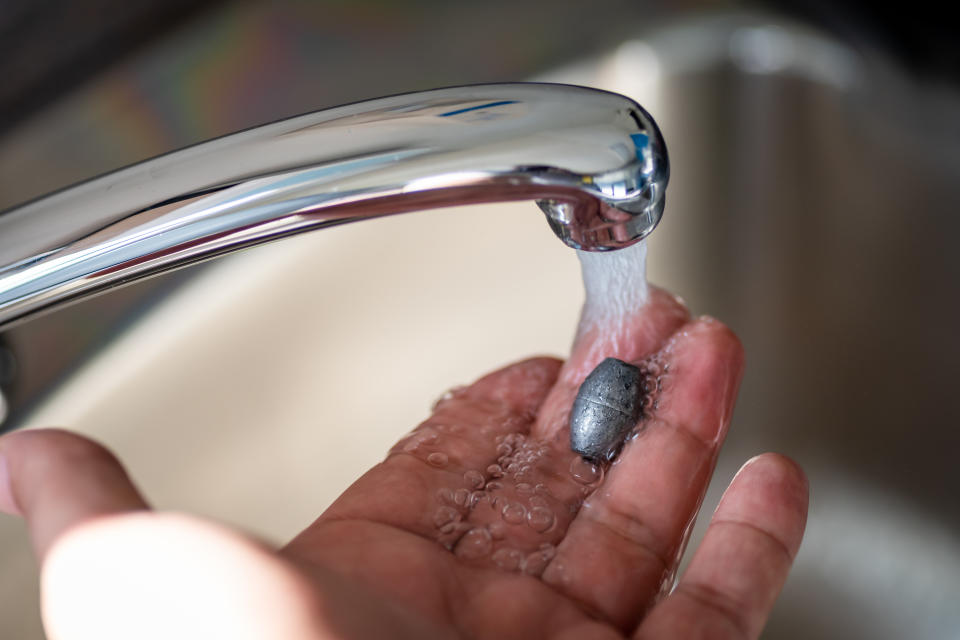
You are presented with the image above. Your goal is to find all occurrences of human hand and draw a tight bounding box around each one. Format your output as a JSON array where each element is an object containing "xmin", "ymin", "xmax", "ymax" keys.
[{"xmin": 0, "ymin": 287, "xmax": 807, "ymax": 639}]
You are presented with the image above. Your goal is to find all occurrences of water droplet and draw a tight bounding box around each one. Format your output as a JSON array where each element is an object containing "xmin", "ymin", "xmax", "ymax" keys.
[
  {"xmin": 569, "ymin": 457, "xmax": 603, "ymax": 485},
  {"xmin": 486, "ymin": 464, "xmax": 504, "ymax": 478},
  {"xmin": 516, "ymin": 482, "xmax": 533, "ymax": 495},
  {"xmin": 454, "ymin": 488, "xmax": 470, "ymax": 507},
  {"xmin": 529, "ymin": 495, "xmax": 549, "ymax": 509},
  {"xmin": 488, "ymin": 522, "xmax": 506, "ymax": 540},
  {"xmin": 492, "ymin": 547, "xmax": 524, "ymax": 571},
  {"xmin": 433, "ymin": 506, "xmax": 459, "ymax": 529},
  {"xmin": 464, "ymin": 469, "xmax": 485, "ymax": 489},
  {"xmin": 427, "ymin": 452, "xmax": 449, "ymax": 468},
  {"xmin": 439, "ymin": 521, "xmax": 458, "ymax": 535},
  {"xmin": 527, "ymin": 506, "xmax": 556, "ymax": 533},
  {"xmin": 502, "ymin": 502, "xmax": 527, "ymax": 525},
  {"xmin": 455, "ymin": 527, "xmax": 492, "ymax": 560},
  {"xmin": 469, "ymin": 491, "xmax": 487, "ymax": 509}
]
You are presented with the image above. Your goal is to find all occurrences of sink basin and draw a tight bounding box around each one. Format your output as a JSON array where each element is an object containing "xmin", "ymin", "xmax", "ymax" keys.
[{"xmin": 1, "ymin": 10, "xmax": 958, "ymax": 639}]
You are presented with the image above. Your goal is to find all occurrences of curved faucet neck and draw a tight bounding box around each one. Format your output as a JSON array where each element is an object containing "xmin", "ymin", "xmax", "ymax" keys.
[{"xmin": 0, "ymin": 83, "xmax": 667, "ymax": 329}]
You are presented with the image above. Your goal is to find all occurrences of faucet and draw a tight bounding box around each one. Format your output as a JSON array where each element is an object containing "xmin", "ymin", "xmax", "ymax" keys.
[{"xmin": 0, "ymin": 84, "xmax": 667, "ymax": 333}]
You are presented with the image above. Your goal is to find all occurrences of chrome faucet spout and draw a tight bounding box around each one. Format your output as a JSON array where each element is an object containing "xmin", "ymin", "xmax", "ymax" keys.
[{"xmin": 0, "ymin": 83, "xmax": 668, "ymax": 330}]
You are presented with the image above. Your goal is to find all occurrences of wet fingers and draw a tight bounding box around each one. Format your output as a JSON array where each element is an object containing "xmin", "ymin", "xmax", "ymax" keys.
[
  {"xmin": 541, "ymin": 319, "xmax": 745, "ymax": 629},
  {"xmin": 634, "ymin": 453, "xmax": 808, "ymax": 640}
]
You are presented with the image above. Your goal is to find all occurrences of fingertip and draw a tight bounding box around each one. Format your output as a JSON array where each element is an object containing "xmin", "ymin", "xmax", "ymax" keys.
[
  {"xmin": 0, "ymin": 428, "xmax": 149, "ymax": 561},
  {"xmin": 466, "ymin": 356, "xmax": 564, "ymax": 414},
  {"xmin": 740, "ymin": 452, "xmax": 808, "ymax": 492},
  {"xmin": 735, "ymin": 452, "xmax": 809, "ymax": 509},
  {"xmin": 647, "ymin": 285, "xmax": 691, "ymax": 318},
  {"xmin": 720, "ymin": 452, "xmax": 809, "ymax": 558}
]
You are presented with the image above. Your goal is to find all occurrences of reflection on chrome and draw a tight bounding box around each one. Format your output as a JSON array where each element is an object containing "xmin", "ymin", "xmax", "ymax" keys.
[{"xmin": 0, "ymin": 83, "xmax": 668, "ymax": 330}]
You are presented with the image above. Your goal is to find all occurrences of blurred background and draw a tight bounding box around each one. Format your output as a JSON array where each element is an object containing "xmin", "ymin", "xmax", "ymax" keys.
[{"xmin": 1, "ymin": 1, "xmax": 958, "ymax": 638}]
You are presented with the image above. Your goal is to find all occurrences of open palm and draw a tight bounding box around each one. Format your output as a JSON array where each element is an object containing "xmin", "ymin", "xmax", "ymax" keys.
[{"xmin": 0, "ymin": 288, "xmax": 807, "ymax": 640}]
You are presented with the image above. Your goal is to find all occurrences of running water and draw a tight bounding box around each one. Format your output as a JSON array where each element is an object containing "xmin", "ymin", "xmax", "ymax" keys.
[
  {"xmin": 576, "ymin": 240, "xmax": 649, "ymax": 331},
  {"xmin": 402, "ymin": 238, "xmax": 676, "ymax": 582}
]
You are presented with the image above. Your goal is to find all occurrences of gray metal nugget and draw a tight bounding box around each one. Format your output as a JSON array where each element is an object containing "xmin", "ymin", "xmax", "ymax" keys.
[{"xmin": 570, "ymin": 357, "xmax": 643, "ymax": 461}]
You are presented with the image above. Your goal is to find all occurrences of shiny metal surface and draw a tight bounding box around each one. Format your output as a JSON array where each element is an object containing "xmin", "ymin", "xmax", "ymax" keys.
[
  {"xmin": 0, "ymin": 83, "xmax": 667, "ymax": 330},
  {"xmin": 570, "ymin": 357, "xmax": 644, "ymax": 461}
]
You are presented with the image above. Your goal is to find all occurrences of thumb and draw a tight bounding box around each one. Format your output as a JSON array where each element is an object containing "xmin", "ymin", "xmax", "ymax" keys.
[{"xmin": 0, "ymin": 428, "xmax": 149, "ymax": 562}]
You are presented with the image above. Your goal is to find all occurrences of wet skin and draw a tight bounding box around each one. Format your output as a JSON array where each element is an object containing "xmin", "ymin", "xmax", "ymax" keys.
[{"xmin": 0, "ymin": 287, "xmax": 808, "ymax": 640}]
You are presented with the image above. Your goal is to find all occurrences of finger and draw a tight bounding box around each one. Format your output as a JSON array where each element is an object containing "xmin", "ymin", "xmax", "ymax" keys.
[
  {"xmin": 634, "ymin": 453, "xmax": 808, "ymax": 640},
  {"xmin": 542, "ymin": 318, "xmax": 744, "ymax": 629},
  {"xmin": 0, "ymin": 428, "xmax": 149, "ymax": 561},
  {"xmin": 291, "ymin": 357, "xmax": 562, "ymax": 545},
  {"xmin": 533, "ymin": 286, "xmax": 689, "ymax": 440}
]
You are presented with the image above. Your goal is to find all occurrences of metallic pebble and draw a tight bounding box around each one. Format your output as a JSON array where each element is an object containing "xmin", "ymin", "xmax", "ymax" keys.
[{"xmin": 569, "ymin": 357, "xmax": 643, "ymax": 461}]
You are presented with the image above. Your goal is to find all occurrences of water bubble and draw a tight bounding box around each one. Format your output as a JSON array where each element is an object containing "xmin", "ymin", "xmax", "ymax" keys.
[
  {"xmin": 439, "ymin": 521, "xmax": 458, "ymax": 535},
  {"xmin": 529, "ymin": 495, "xmax": 549, "ymax": 509},
  {"xmin": 526, "ymin": 506, "xmax": 556, "ymax": 533},
  {"xmin": 486, "ymin": 481, "xmax": 503, "ymax": 492},
  {"xmin": 464, "ymin": 469, "xmax": 485, "ymax": 489},
  {"xmin": 522, "ymin": 544, "xmax": 556, "ymax": 577},
  {"xmin": 454, "ymin": 488, "xmax": 470, "ymax": 507},
  {"xmin": 455, "ymin": 527, "xmax": 492, "ymax": 560},
  {"xmin": 534, "ymin": 483, "xmax": 552, "ymax": 497},
  {"xmin": 497, "ymin": 443, "xmax": 512, "ymax": 458},
  {"xmin": 516, "ymin": 482, "xmax": 533, "ymax": 495},
  {"xmin": 404, "ymin": 428, "xmax": 440, "ymax": 453},
  {"xmin": 488, "ymin": 522, "xmax": 506, "ymax": 540},
  {"xmin": 433, "ymin": 506, "xmax": 459, "ymax": 529},
  {"xmin": 569, "ymin": 456, "xmax": 603, "ymax": 485},
  {"xmin": 502, "ymin": 502, "xmax": 527, "ymax": 525},
  {"xmin": 436, "ymin": 488, "xmax": 455, "ymax": 505},
  {"xmin": 486, "ymin": 464, "xmax": 504, "ymax": 478},
  {"xmin": 469, "ymin": 491, "xmax": 487, "ymax": 509},
  {"xmin": 427, "ymin": 452, "xmax": 449, "ymax": 468},
  {"xmin": 492, "ymin": 547, "xmax": 524, "ymax": 571}
]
